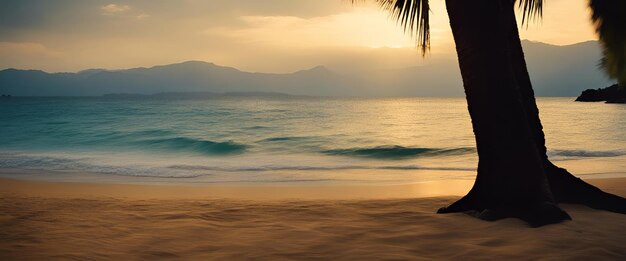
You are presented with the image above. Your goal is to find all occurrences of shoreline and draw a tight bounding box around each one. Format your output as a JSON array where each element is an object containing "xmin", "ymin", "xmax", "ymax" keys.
[
  {"xmin": 0, "ymin": 176, "xmax": 475, "ymax": 200},
  {"xmin": 1, "ymin": 175, "xmax": 626, "ymax": 200}
]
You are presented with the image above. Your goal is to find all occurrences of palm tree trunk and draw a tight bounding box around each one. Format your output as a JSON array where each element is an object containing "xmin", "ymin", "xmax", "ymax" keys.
[
  {"xmin": 437, "ymin": 0, "xmax": 571, "ymax": 226},
  {"xmin": 504, "ymin": 2, "xmax": 626, "ymax": 214}
]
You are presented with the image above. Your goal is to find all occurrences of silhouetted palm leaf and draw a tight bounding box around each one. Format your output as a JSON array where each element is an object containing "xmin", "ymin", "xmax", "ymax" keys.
[
  {"xmin": 353, "ymin": 0, "xmax": 544, "ymax": 55},
  {"xmin": 518, "ymin": 0, "xmax": 543, "ymax": 26},
  {"xmin": 589, "ymin": 0, "xmax": 626, "ymax": 86},
  {"xmin": 357, "ymin": 0, "xmax": 624, "ymax": 85},
  {"xmin": 352, "ymin": 0, "xmax": 430, "ymax": 55}
]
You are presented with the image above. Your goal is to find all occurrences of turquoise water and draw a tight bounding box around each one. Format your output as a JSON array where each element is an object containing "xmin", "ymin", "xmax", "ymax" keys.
[{"xmin": 0, "ymin": 97, "xmax": 625, "ymax": 184}]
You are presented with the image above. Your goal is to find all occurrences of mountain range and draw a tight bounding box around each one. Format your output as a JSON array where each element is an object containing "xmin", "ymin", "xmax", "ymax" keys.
[{"xmin": 0, "ymin": 40, "xmax": 613, "ymax": 97}]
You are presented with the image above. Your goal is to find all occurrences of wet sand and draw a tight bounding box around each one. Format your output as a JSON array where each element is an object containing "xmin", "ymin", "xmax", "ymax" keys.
[{"xmin": 1, "ymin": 177, "xmax": 625, "ymax": 260}]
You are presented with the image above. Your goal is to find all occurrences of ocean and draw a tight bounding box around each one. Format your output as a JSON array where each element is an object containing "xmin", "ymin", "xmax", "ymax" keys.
[{"xmin": 1, "ymin": 96, "xmax": 625, "ymax": 185}]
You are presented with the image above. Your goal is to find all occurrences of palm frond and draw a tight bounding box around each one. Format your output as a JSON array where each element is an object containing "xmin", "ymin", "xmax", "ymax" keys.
[
  {"xmin": 589, "ymin": 0, "xmax": 626, "ymax": 86},
  {"xmin": 352, "ymin": 0, "xmax": 430, "ymax": 55},
  {"xmin": 517, "ymin": 0, "xmax": 543, "ymax": 26}
]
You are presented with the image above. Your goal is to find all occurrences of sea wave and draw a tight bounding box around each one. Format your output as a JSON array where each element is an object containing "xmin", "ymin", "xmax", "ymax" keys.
[
  {"xmin": 87, "ymin": 129, "xmax": 177, "ymax": 144},
  {"xmin": 0, "ymin": 153, "xmax": 474, "ymax": 181},
  {"xmin": 260, "ymin": 136, "xmax": 312, "ymax": 142},
  {"xmin": 136, "ymin": 137, "xmax": 247, "ymax": 155},
  {"xmin": 85, "ymin": 130, "xmax": 246, "ymax": 156},
  {"xmin": 0, "ymin": 153, "xmax": 207, "ymax": 178},
  {"xmin": 322, "ymin": 145, "xmax": 475, "ymax": 159}
]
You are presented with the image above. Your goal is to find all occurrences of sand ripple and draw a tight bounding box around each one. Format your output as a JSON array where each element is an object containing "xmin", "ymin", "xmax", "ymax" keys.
[{"xmin": 1, "ymin": 196, "xmax": 625, "ymax": 260}]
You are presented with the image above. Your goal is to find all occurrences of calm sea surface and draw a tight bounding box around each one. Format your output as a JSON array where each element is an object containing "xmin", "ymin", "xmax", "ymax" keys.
[{"xmin": 0, "ymin": 97, "xmax": 624, "ymax": 185}]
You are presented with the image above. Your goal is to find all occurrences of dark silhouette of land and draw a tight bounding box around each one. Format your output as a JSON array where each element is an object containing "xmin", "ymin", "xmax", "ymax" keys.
[{"xmin": 576, "ymin": 84, "xmax": 625, "ymax": 103}]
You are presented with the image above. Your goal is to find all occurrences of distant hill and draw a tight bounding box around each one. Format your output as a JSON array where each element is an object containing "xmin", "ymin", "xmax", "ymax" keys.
[
  {"xmin": 522, "ymin": 40, "xmax": 612, "ymax": 96},
  {"xmin": 0, "ymin": 61, "xmax": 354, "ymax": 97},
  {"xmin": 356, "ymin": 40, "xmax": 612, "ymax": 96},
  {"xmin": 0, "ymin": 40, "xmax": 613, "ymax": 97}
]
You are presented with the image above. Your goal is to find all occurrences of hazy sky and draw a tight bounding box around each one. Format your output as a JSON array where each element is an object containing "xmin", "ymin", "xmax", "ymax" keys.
[{"xmin": 0, "ymin": 0, "xmax": 598, "ymax": 73}]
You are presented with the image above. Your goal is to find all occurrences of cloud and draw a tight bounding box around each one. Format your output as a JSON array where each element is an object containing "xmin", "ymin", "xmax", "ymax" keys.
[
  {"xmin": 0, "ymin": 0, "xmax": 597, "ymax": 73},
  {"xmin": 101, "ymin": 4, "xmax": 131, "ymax": 14},
  {"xmin": 0, "ymin": 42, "xmax": 60, "ymax": 56},
  {"xmin": 0, "ymin": 42, "xmax": 62, "ymax": 70},
  {"xmin": 202, "ymin": 7, "xmax": 415, "ymax": 50},
  {"xmin": 136, "ymin": 13, "xmax": 150, "ymax": 20}
]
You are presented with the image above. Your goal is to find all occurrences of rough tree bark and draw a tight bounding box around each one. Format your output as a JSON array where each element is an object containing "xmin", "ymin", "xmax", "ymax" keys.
[
  {"xmin": 438, "ymin": 0, "xmax": 626, "ymax": 226},
  {"xmin": 505, "ymin": 1, "xmax": 626, "ymax": 214},
  {"xmin": 437, "ymin": 0, "xmax": 572, "ymax": 227}
]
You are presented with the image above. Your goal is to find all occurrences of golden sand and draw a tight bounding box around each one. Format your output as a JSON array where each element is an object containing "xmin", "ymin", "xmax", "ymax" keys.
[{"xmin": 1, "ymin": 177, "xmax": 625, "ymax": 260}]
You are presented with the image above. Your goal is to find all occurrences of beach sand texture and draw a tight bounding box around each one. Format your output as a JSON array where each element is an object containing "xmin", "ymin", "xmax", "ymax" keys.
[{"xmin": 1, "ymin": 177, "xmax": 625, "ymax": 260}]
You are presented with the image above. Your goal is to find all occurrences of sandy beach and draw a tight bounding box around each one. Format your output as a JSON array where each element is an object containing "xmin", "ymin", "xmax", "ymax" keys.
[{"xmin": 0, "ymin": 177, "xmax": 625, "ymax": 260}]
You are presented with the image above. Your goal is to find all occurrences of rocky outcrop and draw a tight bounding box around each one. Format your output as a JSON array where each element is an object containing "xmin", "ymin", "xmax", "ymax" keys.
[{"xmin": 575, "ymin": 84, "xmax": 625, "ymax": 103}]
